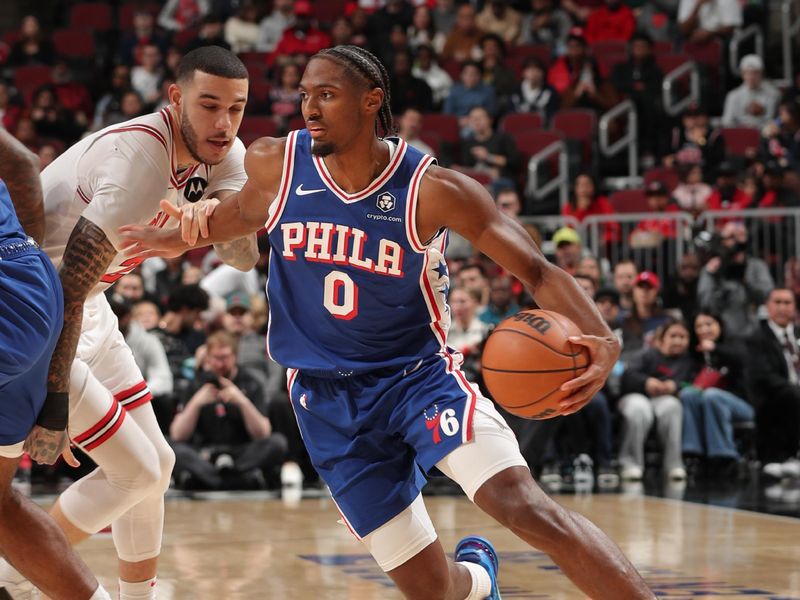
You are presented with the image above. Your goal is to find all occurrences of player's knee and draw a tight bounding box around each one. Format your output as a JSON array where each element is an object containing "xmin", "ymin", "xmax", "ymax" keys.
[{"xmin": 157, "ymin": 442, "xmax": 176, "ymax": 492}]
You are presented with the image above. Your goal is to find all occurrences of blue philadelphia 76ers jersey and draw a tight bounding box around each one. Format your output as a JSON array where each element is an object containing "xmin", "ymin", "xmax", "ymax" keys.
[
  {"xmin": 266, "ymin": 129, "xmax": 450, "ymax": 376},
  {"xmin": 0, "ymin": 179, "xmax": 27, "ymax": 243}
]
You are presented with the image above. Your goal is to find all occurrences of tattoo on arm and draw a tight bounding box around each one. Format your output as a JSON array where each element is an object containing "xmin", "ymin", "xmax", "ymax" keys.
[
  {"xmin": 48, "ymin": 217, "xmax": 117, "ymax": 393},
  {"xmin": 0, "ymin": 128, "xmax": 45, "ymax": 244},
  {"xmin": 213, "ymin": 233, "xmax": 259, "ymax": 271}
]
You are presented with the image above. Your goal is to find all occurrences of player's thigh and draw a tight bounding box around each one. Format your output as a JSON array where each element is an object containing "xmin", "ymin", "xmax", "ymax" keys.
[
  {"xmin": 0, "ymin": 253, "xmax": 62, "ymax": 448},
  {"xmin": 0, "ymin": 455, "xmax": 20, "ymax": 495},
  {"xmin": 434, "ymin": 396, "xmax": 528, "ymax": 501},
  {"xmin": 78, "ymin": 294, "xmax": 152, "ymax": 411}
]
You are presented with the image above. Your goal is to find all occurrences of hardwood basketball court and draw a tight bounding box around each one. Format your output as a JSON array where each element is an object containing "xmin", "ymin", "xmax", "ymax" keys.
[{"xmin": 73, "ymin": 490, "xmax": 800, "ymax": 599}]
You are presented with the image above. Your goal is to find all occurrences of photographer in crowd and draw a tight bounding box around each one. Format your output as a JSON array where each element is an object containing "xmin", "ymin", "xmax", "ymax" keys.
[
  {"xmin": 697, "ymin": 221, "xmax": 774, "ymax": 341},
  {"xmin": 170, "ymin": 331, "xmax": 287, "ymax": 490}
]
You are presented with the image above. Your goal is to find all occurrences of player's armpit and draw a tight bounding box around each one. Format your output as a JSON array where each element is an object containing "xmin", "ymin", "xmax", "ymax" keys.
[
  {"xmin": 47, "ymin": 217, "xmax": 117, "ymax": 394},
  {"xmin": 0, "ymin": 128, "xmax": 45, "ymax": 244}
]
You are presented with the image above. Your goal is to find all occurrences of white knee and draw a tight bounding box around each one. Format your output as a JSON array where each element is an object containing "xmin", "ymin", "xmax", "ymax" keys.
[{"xmin": 620, "ymin": 394, "xmax": 653, "ymax": 426}]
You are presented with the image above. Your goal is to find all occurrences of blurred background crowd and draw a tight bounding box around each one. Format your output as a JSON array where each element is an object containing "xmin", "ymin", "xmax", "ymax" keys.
[{"xmin": 2, "ymin": 0, "xmax": 800, "ymax": 495}]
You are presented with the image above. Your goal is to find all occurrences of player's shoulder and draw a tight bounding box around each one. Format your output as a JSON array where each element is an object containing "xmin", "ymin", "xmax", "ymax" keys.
[
  {"xmin": 243, "ymin": 136, "xmax": 288, "ymax": 179},
  {"xmin": 420, "ymin": 163, "xmax": 486, "ymax": 201},
  {"xmin": 91, "ymin": 111, "xmax": 171, "ymax": 158}
]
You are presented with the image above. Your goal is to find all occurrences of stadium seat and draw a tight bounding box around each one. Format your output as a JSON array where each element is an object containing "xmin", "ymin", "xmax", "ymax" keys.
[
  {"xmin": 551, "ymin": 109, "xmax": 596, "ymax": 167},
  {"xmin": 643, "ymin": 166, "xmax": 679, "ymax": 192},
  {"xmin": 245, "ymin": 80, "xmax": 271, "ymax": 114},
  {"xmin": 508, "ymin": 44, "xmax": 551, "ymax": 65},
  {"xmin": 418, "ymin": 131, "xmax": 442, "ymax": 158},
  {"xmin": 118, "ymin": 3, "xmax": 160, "ymax": 30},
  {"xmin": 655, "ymin": 53, "xmax": 691, "ymax": 76},
  {"xmin": 513, "ymin": 129, "xmax": 563, "ymax": 186},
  {"xmin": 452, "ymin": 166, "xmax": 493, "ymax": 187},
  {"xmin": 288, "ymin": 115, "xmax": 306, "ymax": 131},
  {"xmin": 244, "ymin": 60, "xmax": 269, "ymax": 81},
  {"xmin": 609, "ymin": 189, "xmax": 649, "ymax": 213},
  {"xmin": 52, "ymin": 29, "xmax": 95, "ymax": 59},
  {"xmin": 13, "ymin": 65, "xmax": 52, "ymax": 95},
  {"xmin": 441, "ymin": 59, "xmax": 463, "ymax": 81},
  {"xmin": 174, "ymin": 27, "xmax": 200, "ymax": 50},
  {"xmin": 241, "ymin": 116, "xmax": 278, "ymax": 138},
  {"xmin": 720, "ymin": 127, "xmax": 761, "ymax": 158},
  {"xmin": 590, "ymin": 40, "xmax": 627, "ymax": 76},
  {"xmin": 422, "ymin": 113, "xmax": 459, "ymax": 147},
  {"xmin": 314, "ymin": 0, "xmax": 349, "ymax": 24},
  {"xmin": 500, "ymin": 112, "xmax": 544, "ymax": 134},
  {"xmin": 69, "ymin": 3, "xmax": 113, "ymax": 32}
]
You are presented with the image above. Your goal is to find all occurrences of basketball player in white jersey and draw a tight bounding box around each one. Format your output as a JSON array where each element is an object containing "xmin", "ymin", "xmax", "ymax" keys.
[{"xmin": 0, "ymin": 46, "xmax": 255, "ymax": 600}]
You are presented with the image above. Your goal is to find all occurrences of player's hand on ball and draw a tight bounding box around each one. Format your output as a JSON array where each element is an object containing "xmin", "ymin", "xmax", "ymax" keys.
[
  {"xmin": 23, "ymin": 426, "xmax": 80, "ymax": 467},
  {"xmin": 558, "ymin": 335, "xmax": 620, "ymax": 415}
]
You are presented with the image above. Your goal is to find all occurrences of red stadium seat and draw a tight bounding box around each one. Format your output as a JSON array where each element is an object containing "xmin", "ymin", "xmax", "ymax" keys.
[
  {"xmin": 513, "ymin": 129, "xmax": 563, "ymax": 183},
  {"xmin": 653, "ymin": 40, "xmax": 673, "ymax": 56},
  {"xmin": 452, "ymin": 166, "xmax": 492, "ymax": 187},
  {"xmin": 441, "ymin": 59, "xmax": 463, "ymax": 82},
  {"xmin": 500, "ymin": 112, "xmax": 543, "ymax": 134},
  {"xmin": 590, "ymin": 40, "xmax": 628, "ymax": 76},
  {"xmin": 656, "ymin": 53, "xmax": 691, "ymax": 75},
  {"xmin": 422, "ymin": 113, "xmax": 459, "ymax": 146},
  {"xmin": 418, "ymin": 132, "xmax": 442, "ymax": 157},
  {"xmin": 118, "ymin": 3, "xmax": 161, "ymax": 30},
  {"xmin": 174, "ymin": 27, "xmax": 200, "ymax": 50},
  {"xmin": 609, "ymin": 189, "xmax": 649, "ymax": 213},
  {"xmin": 69, "ymin": 3, "xmax": 113, "ymax": 32},
  {"xmin": 13, "ymin": 65, "xmax": 52, "ymax": 95},
  {"xmin": 288, "ymin": 115, "xmax": 306, "ymax": 131},
  {"xmin": 720, "ymin": 127, "xmax": 761, "ymax": 158},
  {"xmin": 52, "ymin": 29, "xmax": 95, "ymax": 59},
  {"xmin": 245, "ymin": 60, "xmax": 269, "ymax": 81},
  {"xmin": 643, "ymin": 167, "xmax": 679, "ymax": 192},
  {"xmin": 246, "ymin": 80, "xmax": 271, "ymax": 114},
  {"xmin": 508, "ymin": 44, "xmax": 551, "ymax": 66},
  {"xmin": 551, "ymin": 109, "xmax": 596, "ymax": 167},
  {"xmin": 240, "ymin": 116, "xmax": 279, "ymax": 138},
  {"xmin": 314, "ymin": 0, "xmax": 349, "ymax": 24}
]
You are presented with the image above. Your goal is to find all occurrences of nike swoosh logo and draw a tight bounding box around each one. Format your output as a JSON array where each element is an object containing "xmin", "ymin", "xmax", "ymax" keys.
[{"xmin": 295, "ymin": 184, "xmax": 325, "ymax": 196}]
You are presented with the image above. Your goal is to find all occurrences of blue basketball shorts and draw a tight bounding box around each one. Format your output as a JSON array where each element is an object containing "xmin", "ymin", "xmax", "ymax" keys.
[
  {"xmin": 0, "ymin": 240, "xmax": 64, "ymax": 455},
  {"xmin": 288, "ymin": 352, "xmax": 486, "ymax": 538}
]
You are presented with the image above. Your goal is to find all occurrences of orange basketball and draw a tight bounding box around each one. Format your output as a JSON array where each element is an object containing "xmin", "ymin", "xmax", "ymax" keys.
[{"xmin": 481, "ymin": 309, "xmax": 590, "ymax": 419}]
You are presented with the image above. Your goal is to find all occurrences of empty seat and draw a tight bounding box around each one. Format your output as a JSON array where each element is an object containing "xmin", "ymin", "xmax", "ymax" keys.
[
  {"xmin": 500, "ymin": 112, "xmax": 544, "ymax": 134},
  {"xmin": 69, "ymin": 3, "xmax": 113, "ymax": 31},
  {"xmin": 52, "ymin": 29, "xmax": 95, "ymax": 59},
  {"xmin": 609, "ymin": 189, "xmax": 649, "ymax": 213},
  {"xmin": 720, "ymin": 127, "xmax": 761, "ymax": 158}
]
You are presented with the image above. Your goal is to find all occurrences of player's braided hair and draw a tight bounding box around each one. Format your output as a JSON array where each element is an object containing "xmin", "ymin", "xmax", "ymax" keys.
[{"xmin": 314, "ymin": 45, "xmax": 394, "ymax": 137}]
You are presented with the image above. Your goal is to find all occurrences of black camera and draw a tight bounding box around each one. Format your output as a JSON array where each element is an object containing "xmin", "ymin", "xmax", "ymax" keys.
[{"xmin": 197, "ymin": 371, "xmax": 222, "ymax": 388}]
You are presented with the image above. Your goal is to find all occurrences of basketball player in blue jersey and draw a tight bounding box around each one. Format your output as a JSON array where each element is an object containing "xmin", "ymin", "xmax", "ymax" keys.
[
  {"xmin": 0, "ymin": 128, "xmax": 111, "ymax": 599},
  {"xmin": 121, "ymin": 46, "xmax": 656, "ymax": 599}
]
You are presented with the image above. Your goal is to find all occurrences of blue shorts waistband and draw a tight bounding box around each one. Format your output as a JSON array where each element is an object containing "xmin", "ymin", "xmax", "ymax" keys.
[{"xmin": 0, "ymin": 237, "xmax": 39, "ymax": 259}]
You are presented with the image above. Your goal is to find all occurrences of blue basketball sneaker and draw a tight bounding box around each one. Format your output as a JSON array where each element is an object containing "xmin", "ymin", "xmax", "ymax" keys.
[{"xmin": 454, "ymin": 535, "xmax": 501, "ymax": 599}]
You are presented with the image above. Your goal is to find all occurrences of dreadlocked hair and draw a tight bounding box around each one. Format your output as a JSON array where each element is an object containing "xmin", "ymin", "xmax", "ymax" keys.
[{"xmin": 314, "ymin": 45, "xmax": 395, "ymax": 137}]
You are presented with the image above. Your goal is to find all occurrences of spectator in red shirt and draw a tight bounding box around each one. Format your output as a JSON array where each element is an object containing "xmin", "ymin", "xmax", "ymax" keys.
[
  {"xmin": 51, "ymin": 60, "xmax": 93, "ymax": 126},
  {"xmin": 631, "ymin": 181, "xmax": 680, "ymax": 246},
  {"xmin": 547, "ymin": 29, "xmax": 617, "ymax": 111},
  {"xmin": 562, "ymin": 172, "xmax": 619, "ymax": 242},
  {"xmin": 269, "ymin": 1, "xmax": 332, "ymax": 68},
  {"xmin": 585, "ymin": 0, "xmax": 636, "ymax": 44},
  {"xmin": 706, "ymin": 161, "xmax": 754, "ymax": 211}
]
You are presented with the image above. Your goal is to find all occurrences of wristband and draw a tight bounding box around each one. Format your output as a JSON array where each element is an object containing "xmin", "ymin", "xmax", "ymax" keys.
[{"xmin": 36, "ymin": 392, "xmax": 69, "ymax": 430}]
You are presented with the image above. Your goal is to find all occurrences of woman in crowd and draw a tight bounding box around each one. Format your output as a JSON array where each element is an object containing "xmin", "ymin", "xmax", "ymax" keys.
[{"xmin": 680, "ymin": 311, "xmax": 754, "ymax": 477}]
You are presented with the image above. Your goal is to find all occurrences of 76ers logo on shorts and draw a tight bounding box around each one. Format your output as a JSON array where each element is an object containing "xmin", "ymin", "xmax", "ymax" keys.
[
  {"xmin": 424, "ymin": 404, "xmax": 460, "ymax": 444},
  {"xmin": 184, "ymin": 177, "xmax": 208, "ymax": 203},
  {"xmin": 376, "ymin": 191, "xmax": 395, "ymax": 212}
]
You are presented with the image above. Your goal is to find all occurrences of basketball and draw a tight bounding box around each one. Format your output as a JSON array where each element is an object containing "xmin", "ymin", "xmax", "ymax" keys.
[{"xmin": 481, "ymin": 309, "xmax": 590, "ymax": 420}]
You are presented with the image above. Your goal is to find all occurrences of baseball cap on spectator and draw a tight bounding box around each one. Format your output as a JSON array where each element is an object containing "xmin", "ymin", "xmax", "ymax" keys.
[
  {"xmin": 644, "ymin": 181, "xmax": 669, "ymax": 196},
  {"xmin": 567, "ymin": 27, "xmax": 586, "ymax": 45},
  {"xmin": 594, "ymin": 287, "xmax": 620, "ymax": 304},
  {"xmin": 739, "ymin": 54, "xmax": 763, "ymax": 72},
  {"xmin": 294, "ymin": 0, "xmax": 313, "ymax": 16},
  {"xmin": 226, "ymin": 292, "xmax": 251, "ymax": 313},
  {"xmin": 552, "ymin": 227, "xmax": 581, "ymax": 247},
  {"xmin": 634, "ymin": 271, "xmax": 660, "ymax": 290}
]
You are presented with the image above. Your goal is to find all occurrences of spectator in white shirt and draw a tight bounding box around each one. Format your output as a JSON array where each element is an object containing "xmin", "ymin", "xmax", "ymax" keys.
[
  {"xmin": 131, "ymin": 43, "xmax": 163, "ymax": 105},
  {"xmin": 678, "ymin": 0, "xmax": 741, "ymax": 43},
  {"xmin": 722, "ymin": 54, "xmax": 780, "ymax": 129},
  {"xmin": 256, "ymin": 0, "xmax": 295, "ymax": 53}
]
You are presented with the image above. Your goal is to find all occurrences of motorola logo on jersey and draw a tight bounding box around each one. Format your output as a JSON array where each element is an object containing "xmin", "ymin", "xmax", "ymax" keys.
[
  {"xmin": 184, "ymin": 177, "xmax": 208, "ymax": 203},
  {"xmin": 376, "ymin": 191, "xmax": 396, "ymax": 213}
]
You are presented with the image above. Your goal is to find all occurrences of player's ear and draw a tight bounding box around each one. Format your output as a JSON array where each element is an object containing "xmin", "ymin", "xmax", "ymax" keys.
[
  {"xmin": 364, "ymin": 87, "xmax": 383, "ymax": 115},
  {"xmin": 168, "ymin": 82, "xmax": 182, "ymax": 108}
]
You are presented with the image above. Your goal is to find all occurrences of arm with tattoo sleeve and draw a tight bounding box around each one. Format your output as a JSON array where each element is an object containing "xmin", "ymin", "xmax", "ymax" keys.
[
  {"xmin": 0, "ymin": 128, "xmax": 45, "ymax": 244},
  {"xmin": 25, "ymin": 217, "xmax": 117, "ymax": 464}
]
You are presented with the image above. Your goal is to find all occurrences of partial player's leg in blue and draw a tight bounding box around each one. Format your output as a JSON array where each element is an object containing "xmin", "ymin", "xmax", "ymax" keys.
[{"xmin": 454, "ymin": 536, "xmax": 501, "ymax": 600}]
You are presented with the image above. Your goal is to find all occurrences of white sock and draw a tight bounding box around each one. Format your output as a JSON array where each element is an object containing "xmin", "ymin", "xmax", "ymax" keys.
[
  {"xmin": 0, "ymin": 558, "xmax": 26, "ymax": 586},
  {"xmin": 458, "ymin": 560, "xmax": 493, "ymax": 600},
  {"xmin": 118, "ymin": 577, "xmax": 157, "ymax": 600},
  {"xmin": 90, "ymin": 584, "xmax": 112, "ymax": 600}
]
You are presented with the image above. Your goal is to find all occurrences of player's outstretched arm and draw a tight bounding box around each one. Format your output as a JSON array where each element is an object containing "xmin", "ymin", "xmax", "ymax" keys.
[
  {"xmin": 207, "ymin": 190, "xmax": 259, "ymax": 271},
  {"xmin": 119, "ymin": 138, "xmax": 285, "ymax": 259},
  {"xmin": 0, "ymin": 128, "xmax": 45, "ymax": 244},
  {"xmin": 418, "ymin": 166, "xmax": 620, "ymax": 413},
  {"xmin": 25, "ymin": 217, "xmax": 117, "ymax": 466}
]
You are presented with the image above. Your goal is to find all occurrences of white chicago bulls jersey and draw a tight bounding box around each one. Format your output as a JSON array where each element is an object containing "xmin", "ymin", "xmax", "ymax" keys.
[{"xmin": 41, "ymin": 107, "xmax": 246, "ymax": 296}]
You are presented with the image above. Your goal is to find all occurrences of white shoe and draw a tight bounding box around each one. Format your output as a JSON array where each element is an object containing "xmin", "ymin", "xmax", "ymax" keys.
[
  {"xmin": 621, "ymin": 465, "xmax": 643, "ymax": 481},
  {"xmin": 668, "ymin": 467, "xmax": 687, "ymax": 481},
  {"xmin": 763, "ymin": 462, "xmax": 784, "ymax": 479},
  {"xmin": 781, "ymin": 458, "xmax": 800, "ymax": 478},
  {"xmin": 280, "ymin": 462, "xmax": 304, "ymax": 487}
]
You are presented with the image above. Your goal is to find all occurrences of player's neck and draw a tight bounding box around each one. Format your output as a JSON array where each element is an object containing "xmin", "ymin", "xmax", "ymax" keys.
[
  {"xmin": 322, "ymin": 137, "xmax": 389, "ymax": 194},
  {"xmin": 167, "ymin": 105, "xmax": 200, "ymax": 170}
]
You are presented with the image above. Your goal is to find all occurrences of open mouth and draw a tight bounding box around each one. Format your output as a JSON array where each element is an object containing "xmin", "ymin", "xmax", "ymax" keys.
[{"xmin": 208, "ymin": 139, "xmax": 229, "ymax": 149}]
